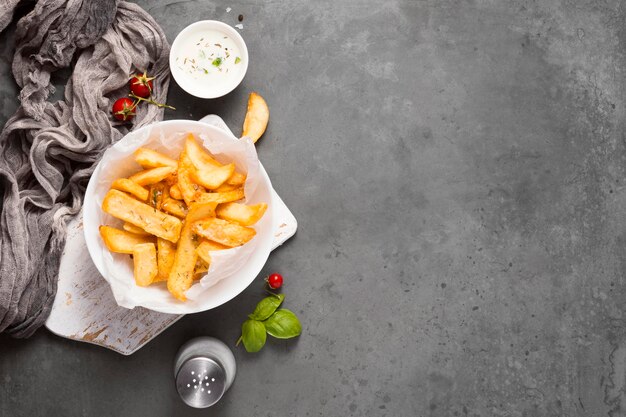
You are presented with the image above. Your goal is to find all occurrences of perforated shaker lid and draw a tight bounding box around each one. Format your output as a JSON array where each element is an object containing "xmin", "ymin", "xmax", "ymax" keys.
[{"xmin": 176, "ymin": 356, "xmax": 226, "ymax": 408}]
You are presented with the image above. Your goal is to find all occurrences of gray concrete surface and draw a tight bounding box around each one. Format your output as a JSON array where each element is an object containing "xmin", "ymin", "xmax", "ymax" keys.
[{"xmin": 1, "ymin": 0, "xmax": 626, "ymax": 415}]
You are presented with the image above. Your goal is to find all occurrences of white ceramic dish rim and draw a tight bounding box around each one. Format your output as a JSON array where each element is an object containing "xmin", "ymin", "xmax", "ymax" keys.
[
  {"xmin": 83, "ymin": 119, "xmax": 276, "ymax": 314},
  {"xmin": 169, "ymin": 20, "xmax": 249, "ymax": 99}
]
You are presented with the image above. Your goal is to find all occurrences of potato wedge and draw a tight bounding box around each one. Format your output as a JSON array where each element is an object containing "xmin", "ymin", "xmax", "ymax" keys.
[
  {"xmin": 154, "ymin": 238, "xmax": 176, "ymax": 283},
  {"xmin": 195, "ymin": 240, "xmax": 229, "ymax": 265},
  {"xmin": 161, "ymin": 198, "xmax": 188, "ymax": 218},
  {"xmin": 216, "ymin": 202, "xmax": 267, "ymax": 226},
  {"xmin": 194, "ymin": 259, "xmax": 209, "ymax": 275},
  {"xmin": 194, "ymin": 218, "xmax": 256, "ymax": 247},
  {"xmin": 129, "ymin": 166, "xmax": 176, "ymax": 186},
  {"xmin": 186, "ymin": 203, "xmax": 218, "ymax": 225},
  {"xmin": 122, "ymin": 222, "xmax": 150, "ymax": 236},
  {"xmin": 99, "ymin": 226, "xmax": 154, "ymax": 254},
  {"xmin": 147, "ymin": 182, "xmax": 167, "ymax": 210},
  {"xmin": 164, "ymin": 172, "xmax": 178, "ymax": 186},
  {"xmin": 102, "ymin": 190, "xmax": 182, "ymax": 243},
  {"xmin": 196, "ymin": 188, "xmax": 245, "ymax": 205},
  {"xmin": 167, "ymin": 203, "xmax": 217, "ymax": 301},
  {"xmin": 169, "ymin": 183, "xmax": 183, "ymax": 200},
  {"xmin": 132, "ymin": 243, "xmax": 158, "ymax": 287},
  {"xmin": 200, "ymin": 240, "xmax": 229, "ymax": 251},
  {"xmin": 226, "ymin": 171, "xmax": 246, "ymax": 186},
  {"xmin": 241, "ymin": 92, "xmax": 269, "ymax": 143},
  {"xmin": 134, "ymin": 148, "xmax": 178, "ymax": 169},
  {"xmin": 192, "ymin": 163, "xmax": 235, "ymax": 190},
  {"xmin": 195, "ymin": 244, "xmax": 211, "ymax": 265},
  {"xmin": 111, "ymin": 178, "xmax": 149, "ymax": 201},
  {"xmin": 178, "ymin": 151, "xmax": 205, "ymax": 205},
  {"xmin": 184, "ymin": 134, "xmax": 246, "ymax": 186},
  {"xmin": 185, "ymin": 134, "xmax": 221, "ymax": 169},
  {"xmin": 167, "ymin": 234, "xmax": 197, "ymax": 300},
  {"xmin": 214, "ymin": 182, "xmax": 241, "ymax": 192}
]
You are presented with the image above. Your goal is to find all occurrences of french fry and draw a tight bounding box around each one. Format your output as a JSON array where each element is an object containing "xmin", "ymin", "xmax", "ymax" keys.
[
  {"xmin": 194, "ymin": 259, "xmax": 209, "ymax": 276},
  {"xmin": 102, "ymin": 190, "xmax": 182, "ymax": 243},
  {"xmin": 241, "ymin": 92, "xmax": 269, "ymax": 143},
  {"xmin": 187, "ymin": 203, "xmax": 217, "ymax": 225},
  {"xmin": 185, "ymin": 134, "xmax": 246, "ymax": 186},
  {"xmin": 185, "ymin": 134, "xmax": 221, "ymax": 169},
  {"xmin": 147, "ymin": 182, "xmax": 167, "ymax": 210},
  {"xmin": 122, "ymin": 222, "xmax": 150, "ymax": 236},
  {"xmin": 132, "ymin": 243, "xmax": 158, "ymax": 287},
  {"xmin": 154, "ymin": 238, "xmax": 176, "ymax": 282},
  {"xmin": 195, "ymin": 245, "xmax": 211, "ymax": 265},
  {"xmin": 192, "ymin": 163, "xmax": 235, "ymax": 190},
  {"xmin": 214, "ymin": 182, "xmax": 240, "ymax": 192},
  {"xmin": 169, "ymin": 183, "xmax": 183, "ymax": 200},
  {"xmin": 216, "ymin": 202, "xmax": 267, "ymax": 226},
  {"xmin": 195, "ymin": 240, "xmax": 228, "ymax": 265},
  {"xmin": 167, "ymin": 203, "xmax": 217, "ymax": 301},
  {"xmin": 194, "ymin": 218, "xmax": 256, "ymax": 247},
  {"xmin": 111, "ymin": 178, "xmax": 149, "ymax": 201},
  {"xmin": 164, "ymin": 172, "xmax": 178, "ymax": 186},
  {"xmin": 129, "ymin": 166, "xmax": 176, "ymax": 186},
  {"xmin": 200, "ymin": 240, "xmax": 229, "ymax": 251},
  {"xmin": 196, "ymin": 188, "xmax": 245, "ymax": 204},
  {"xmin": 226, "ymin": 171, "xmax": 246, "ymax": 186},
  {"xmin": 99, "ymin": 226, "xmax": 154, "ymax": 254},
  {"xmin": 161, "ymin": 198, "xmax": 188, "ymax": 218},
  {"xmin": 177, "ymin": 151, "xmax": 205, "ymax": 205},
  {"xmin": 167, "ymin": 236, "xmax": 196, "ymax": 300},
  {"xmin": 134, "ymin": 147, "xmax": 178, "ymax": 169}
]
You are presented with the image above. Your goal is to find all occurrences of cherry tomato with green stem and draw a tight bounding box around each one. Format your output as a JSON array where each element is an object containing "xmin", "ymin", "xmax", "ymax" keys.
[
  {"xmin": 129, "ymin": 71, "xmax": 155, "ymax": 98},
  {"xmin": 112, "ymin": 97, "xmax": 136, "ymax": 122}
]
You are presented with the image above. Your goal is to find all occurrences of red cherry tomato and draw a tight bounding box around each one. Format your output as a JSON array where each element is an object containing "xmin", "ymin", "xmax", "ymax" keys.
[
  {"xmin": 112, "ymin": 98, "xmax": 136, "ymax": 121},
  {"xmin": 267, "ymin": 273, "xmax": 283, "ymax": 289},
  {"xmin": 129, "ymin": 72, "xmax": 155, "ymax": 98}
]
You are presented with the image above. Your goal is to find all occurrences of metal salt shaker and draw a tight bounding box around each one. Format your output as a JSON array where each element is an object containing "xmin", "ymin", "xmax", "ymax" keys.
[{"xmin": 174, "ymin": 337, "xmax": 236, "ymax": 408}]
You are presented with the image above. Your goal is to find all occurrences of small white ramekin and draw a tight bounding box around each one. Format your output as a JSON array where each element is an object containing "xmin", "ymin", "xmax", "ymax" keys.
[{"xmin": 169, "ymin": 20, "xmax": 249, "ymax": 99}]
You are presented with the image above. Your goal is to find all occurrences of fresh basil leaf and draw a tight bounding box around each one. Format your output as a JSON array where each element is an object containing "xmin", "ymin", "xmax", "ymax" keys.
[
  {"xmin": 264, "ymin": 309, "xmax": 301, "ymax": 339},
  {"xmin": 249, "ymin": 294, "xmax": 285, "ymax": 321},
  {"xmin": 241, "ymin": 319, "xmax": 266, "ymax": 353}
]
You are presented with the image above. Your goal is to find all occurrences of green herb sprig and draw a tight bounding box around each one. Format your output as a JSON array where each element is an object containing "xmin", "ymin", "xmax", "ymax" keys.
[{"xmin": 237, "ymin": 292, "xmax": 301, "ymax": 352}]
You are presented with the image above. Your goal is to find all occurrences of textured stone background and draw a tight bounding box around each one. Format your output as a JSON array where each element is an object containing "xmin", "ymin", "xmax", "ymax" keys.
[{"xmin": 2, "ymin": 0, "xmax": 626, "ymax": 416}]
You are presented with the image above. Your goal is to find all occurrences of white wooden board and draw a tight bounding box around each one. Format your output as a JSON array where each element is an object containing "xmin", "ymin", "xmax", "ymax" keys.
[{"xmin": 45, "ymin": 116, "xmax": 297, "ymax": 355}]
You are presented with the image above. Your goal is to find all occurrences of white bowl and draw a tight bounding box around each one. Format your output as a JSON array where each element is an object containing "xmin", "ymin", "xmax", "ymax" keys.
[
  {"xmin": 169, "ymin": 20, "xmax": 249, "ymax": 99},
  {"xmin": 83, "ymin": 120, "xmax": 275, "ymax": 314}
]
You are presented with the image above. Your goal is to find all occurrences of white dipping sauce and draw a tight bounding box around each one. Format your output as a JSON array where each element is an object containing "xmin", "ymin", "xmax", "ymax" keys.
[{"xmin": 174, "ymin": 29, "xmax": 244, "ymax": 89}]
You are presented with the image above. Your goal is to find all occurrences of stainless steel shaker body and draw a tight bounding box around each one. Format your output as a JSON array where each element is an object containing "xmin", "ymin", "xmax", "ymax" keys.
[{"xmin": 174, "ymin": 337, "xmax": 237, "ymax": 408}]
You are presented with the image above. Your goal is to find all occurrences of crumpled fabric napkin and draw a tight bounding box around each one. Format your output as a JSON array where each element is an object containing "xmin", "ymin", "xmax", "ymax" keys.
[{"xmin": 0, "ymin": 0, "xmax": 171, "ymax": 337}]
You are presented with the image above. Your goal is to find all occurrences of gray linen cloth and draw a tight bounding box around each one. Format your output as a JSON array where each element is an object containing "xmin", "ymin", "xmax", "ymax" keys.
[{"xmin": 0, "ymin": 0, "xmax": 171, "ymax": 337}]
